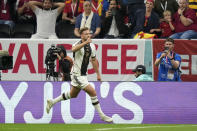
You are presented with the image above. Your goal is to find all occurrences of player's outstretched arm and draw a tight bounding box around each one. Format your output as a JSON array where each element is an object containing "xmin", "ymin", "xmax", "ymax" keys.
[{"xmin": 91, "ymin": 57, "xmax": 101, "ymax": 81}]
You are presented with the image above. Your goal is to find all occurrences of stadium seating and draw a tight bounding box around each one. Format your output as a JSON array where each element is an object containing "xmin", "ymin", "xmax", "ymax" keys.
[
  {"xmin": 0, "ymin": 24, "xmax": 11, "ymax": 38},
  {"xmin": 12, "ymin": 23, "xmax": 35, "ymax": 38},
  {"xmin": 56, "ymin": 20, "xmax": 75, "ymax": 38}
]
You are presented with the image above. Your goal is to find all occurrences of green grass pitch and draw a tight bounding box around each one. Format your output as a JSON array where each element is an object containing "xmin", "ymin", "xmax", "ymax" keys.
[{"xmin": 1, "ymin": 124, "xmax": 197, "ymax": 131}]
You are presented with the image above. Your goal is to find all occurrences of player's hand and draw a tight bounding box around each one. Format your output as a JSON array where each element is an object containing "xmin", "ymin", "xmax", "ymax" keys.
[
  {"xmin": 86, "ymin": 37, "xmax": 92, "ymax": 44},
  {"xmin": 97, "ymin": 74, "xmax": 101, "ymax": 81}
]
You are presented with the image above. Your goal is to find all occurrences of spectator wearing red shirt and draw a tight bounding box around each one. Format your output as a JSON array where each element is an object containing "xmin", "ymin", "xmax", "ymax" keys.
[
  {"xmin": 169, "ymin": 0, "xmax": 197, "ymax": 39},
  {"xmin": 150, "ymin": 10, "xmax": 175, "ymax": 38},
  {"xmin": 17, "ymin": 0, "xmax": 42, "ymax": 24},
  {"xmin": 0, "ymin": 0, "xmax": 17, "ymax": 28},
  {"xmin": 62, "ymin": 0, "xmax": 83, "ymax": 25}
]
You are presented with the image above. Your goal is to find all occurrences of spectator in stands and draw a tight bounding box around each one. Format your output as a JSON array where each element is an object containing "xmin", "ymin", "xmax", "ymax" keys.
[
  {"xmin": 74, "ymin": 0, "xmax": 101, "ymax": 38},
  {"xmin": 155, "ymin": 38, "xmax": 181, "ymax": 81},
  {"xmin": 16, "ymin": 0, "xmax": 42, "ymax": 24},
  {"xmin": 100, "ymin": 0, "xmax": 129, "ymax": 38},
  {"xmin": 0, "ymin": 0, "xmax": 17, "ymax": 28},
  {"xmin": 62, "ymin": 0, "xmax": 83, "ymax": 25},
  {"xmin": 127, "ymin": 0, "xmax": 145, "ymax": 29},
  {"xmin": 150, "ymin": 10, "xmax": 175, "ymax": 38},
  {"xmin": 132, "ymin": 65, "xmax": 153, "ymax": 81},
  {"xmin": 169, "ymin": 0, "xmax": 197, "ymax": 39},
  {"xmin": 154, "ymin": 0, "xmax": 178, "ymax": 19},
  {"xmin": 189, "ymin": 0, "xmax": 197, "ymax": 15},
  {"xmin": 28, "ymin": 0, "xmax": 65, "ymax": 39},
  {"xmin": 131, "ymin": 0, "xmax": 159, "ymax": 38}
]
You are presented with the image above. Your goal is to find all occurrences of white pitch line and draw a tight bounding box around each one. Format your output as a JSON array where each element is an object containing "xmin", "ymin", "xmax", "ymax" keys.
[{"xmin": 96, "ymin": 125, "xmax": 197, "ymax": 131}]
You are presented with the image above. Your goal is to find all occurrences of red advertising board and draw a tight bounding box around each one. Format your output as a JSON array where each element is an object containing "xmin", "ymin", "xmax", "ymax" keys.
[{"xmin": 153, "ymin": 39, "xmax": 197, "ymax": 81}]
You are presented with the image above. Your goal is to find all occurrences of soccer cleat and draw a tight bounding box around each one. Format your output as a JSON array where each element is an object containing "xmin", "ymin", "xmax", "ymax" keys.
[
  {"xmin": 101, "ymin": 115, "xmax": 113, "ymax": 123},
  {"xmin": 46, "ymin": 99, "xmax": 54, "ymax": 114}
]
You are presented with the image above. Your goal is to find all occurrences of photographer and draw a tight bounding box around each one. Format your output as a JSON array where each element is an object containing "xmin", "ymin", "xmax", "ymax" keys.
[
  {"xmin": 154, "ymin": 38, "xmax": 181, "ymax": 81},
  {"xmin": 54, "ymin": 45, "xmax": 73, "ymax": 81},
  {"xmin": 100, "ymin": 0, "xmax": 129, "ymax": 38}
]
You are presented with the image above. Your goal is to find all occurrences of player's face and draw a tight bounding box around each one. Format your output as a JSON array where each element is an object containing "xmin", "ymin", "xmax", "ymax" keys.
[
  {"xmin": 164, "ymin": 41, "xmax": 174, "ymax": 51},
  {"xmin": 81, "ymin": 30, "xmax": 92, "ymax": 41},
  {"xmin": 43, "ymin": 0, "xmax": 52, "ymax": 10}
]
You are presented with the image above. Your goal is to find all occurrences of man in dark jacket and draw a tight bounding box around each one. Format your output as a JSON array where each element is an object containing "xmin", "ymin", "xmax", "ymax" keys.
[{"xmin": 101, "ymin": 0, "xmax": 129, "ymax": 38}]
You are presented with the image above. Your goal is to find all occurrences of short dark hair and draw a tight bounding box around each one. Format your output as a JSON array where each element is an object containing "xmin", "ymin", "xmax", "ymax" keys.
[
  {"xmin": 165, "ymin": 38, "xmax": 174, "ymax": 44},
  {"xmin": 79, "ymin": 27, "xmax": 89, "ymax": 35},
  {"xmin": 132, "ymin": 65, "xmax": 146, "ymax": 74},
  {"xmin": 57, "ymin": 45, "xmax": 67, "ymax": 57}
]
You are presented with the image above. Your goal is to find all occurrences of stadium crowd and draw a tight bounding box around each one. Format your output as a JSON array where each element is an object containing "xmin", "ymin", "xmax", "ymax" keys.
[{"xmin": 0, "ymin": 0, "xmax": 197, "ymax": 39}]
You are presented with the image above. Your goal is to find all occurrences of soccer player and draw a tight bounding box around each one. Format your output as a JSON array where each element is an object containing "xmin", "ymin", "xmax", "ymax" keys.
[{"xmin": 46, "ymin": 27, "xmax": 113, "ymax": 123}]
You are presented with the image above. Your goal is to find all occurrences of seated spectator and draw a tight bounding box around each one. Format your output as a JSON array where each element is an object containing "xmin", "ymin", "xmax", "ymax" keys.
[
  {"xmin": 154, "ymin": 0, "xmax": 178, "ymax": 19},
  {"xmin": 28, "ymin": 0, "xmax": 65, "ymax": 39},
  {"xmin": 169, "ymin": 0, "xmax": 197, "ymax": 39},
  {"xmin": 150, "ymin": 10, "xmax": 175, "ymax": 38},
  {"xmin": 16, "ymin": 0, "xmax": 42, "ymax": 24},
  {"xmin": 131, "ymin": 0, "xmax": 159, "ymax": 38},
  {"xmin": 91, "ymin": 0, "xmax": 103, "ymax": 16},
  {"xmin": 62, "ymin": 0, "xmax": 83, "ymax": 25},
  {"xmin": 0, "ymin": 0, "xmax": 17, "ymax": 28},
  {"xmin": 74, "ymin": 0, "xmax": 101, "ymax": 38},
  {"xmin": 155, "ymin": 38, "xmax": 181, "ymax": 81},
  {"xmin": 132, "ymin": 65, "xmax": 153, "ymax": 81},
  {"xmin": 100, "ymin": 0, "xmax": 129, "ymax": 38},
  {"xmin": 189, "ymin": 0, "xmax": 197, "ymax": 15}
]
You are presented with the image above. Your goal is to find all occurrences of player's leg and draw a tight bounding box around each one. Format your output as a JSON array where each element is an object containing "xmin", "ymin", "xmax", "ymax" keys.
[
  {"xmin": 46, "ymin": 86, "xmax": 81, "ymax": 114},
  {"xmin": 83, "ymin": 84, "xmax": 113, "ymax": 123}
]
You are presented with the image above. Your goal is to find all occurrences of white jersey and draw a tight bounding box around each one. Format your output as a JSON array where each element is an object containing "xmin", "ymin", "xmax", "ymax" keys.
[
  {"xmin": 34, "ymin": 7, "xmax": 58, "ymax": 36},
  {"xmin": 71, "ymin": 40, "xmax": 96, "ymax": 76}
]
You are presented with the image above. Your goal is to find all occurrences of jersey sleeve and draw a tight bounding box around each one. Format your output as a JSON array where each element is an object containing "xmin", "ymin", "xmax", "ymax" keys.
[{"xmin": 91, "ymin": 43, "xmax": 96, "ymax": 58}]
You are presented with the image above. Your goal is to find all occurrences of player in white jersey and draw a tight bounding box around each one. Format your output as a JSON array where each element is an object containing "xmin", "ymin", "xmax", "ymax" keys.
[{"xmin": 46, "ymin": 27, "xmax": 113, "ymax": 123}]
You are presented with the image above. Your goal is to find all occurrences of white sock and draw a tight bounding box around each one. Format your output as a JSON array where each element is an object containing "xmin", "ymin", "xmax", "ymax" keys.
[
  {"xmin": 53, "ymin": 92, "xmax": 71, "ymax": 104},
  {"xmin": 91, "ymin": 96, "xmax": 105, "ymax": 117}
]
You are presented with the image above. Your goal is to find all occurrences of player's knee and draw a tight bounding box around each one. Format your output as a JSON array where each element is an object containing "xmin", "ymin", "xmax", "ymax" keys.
[{"xmin": 70, "ymin": 93, "xmax": 78, "ymax": 98}]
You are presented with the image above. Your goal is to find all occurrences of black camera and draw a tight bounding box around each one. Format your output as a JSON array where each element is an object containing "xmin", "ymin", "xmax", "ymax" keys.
[
  {"xmin": 164, "ymin": 47, "xmax": 169, "ymax": 53},
  {"xmin": 0, "ymin": 50, "xmax": 13, "ymax": 70},
  {"xmin": 45, "ymin": 44, "xmax": 61, "ymax": 65},
  {"xmin": 111, "ymin": 8, "xmax": 116, "ymax": 16}
]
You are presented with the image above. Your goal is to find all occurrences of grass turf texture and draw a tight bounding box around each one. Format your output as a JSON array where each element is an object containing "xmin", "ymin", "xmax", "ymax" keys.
[{"xmin": 1, "ymin": 124, "xmax": 197, "ymax": 131}]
